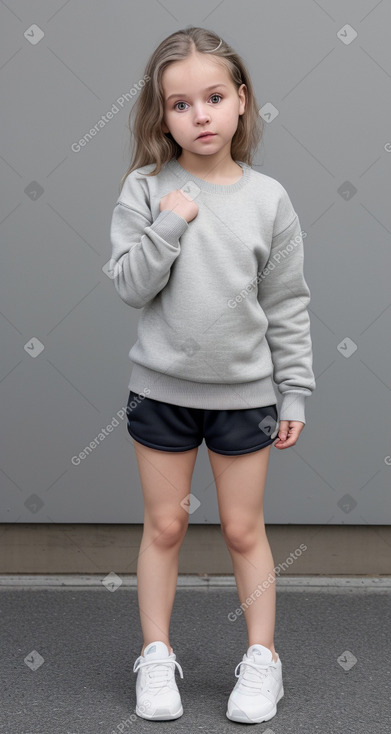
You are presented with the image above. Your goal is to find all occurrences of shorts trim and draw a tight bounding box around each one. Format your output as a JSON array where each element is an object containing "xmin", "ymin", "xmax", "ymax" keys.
[
  {"xmin": 128, "ymin": 428, "xmax": 201, "ymax": 453},
  {"xmin": 206, "ymin": 436, "xmax": 276, "ymax": 455}
]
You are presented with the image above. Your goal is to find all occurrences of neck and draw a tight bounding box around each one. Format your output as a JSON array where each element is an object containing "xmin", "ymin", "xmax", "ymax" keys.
[{"xmin": 176, "ymin": 152, "xmax": 241, "ymax": 181}]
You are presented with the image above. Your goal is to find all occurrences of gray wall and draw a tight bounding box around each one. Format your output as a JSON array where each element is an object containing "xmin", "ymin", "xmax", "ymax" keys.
[{"xmin": 1, "ymin": 1, "xmax": 390, "ymax": 525}]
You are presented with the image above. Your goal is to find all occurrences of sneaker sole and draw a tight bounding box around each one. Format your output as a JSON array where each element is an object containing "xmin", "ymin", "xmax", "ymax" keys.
[
  {"xmin": 226, "ymin": 685, "xmax": 284, "ymax": 723},
  {"xmin": 135, "ymin": 704, "xmax": 183, "ymax": 720}
]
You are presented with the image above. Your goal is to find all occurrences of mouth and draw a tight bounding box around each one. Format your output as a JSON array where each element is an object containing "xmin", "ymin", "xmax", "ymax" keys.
[{"xmin": 197, "ymin": 133, "xmax": 216, "ymax": 139}]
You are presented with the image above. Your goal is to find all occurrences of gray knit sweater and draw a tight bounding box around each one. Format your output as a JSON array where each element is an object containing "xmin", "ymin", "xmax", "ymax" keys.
[{"xmin": 109, "ymin": 158, "xmax": 316, "ymax": 423}]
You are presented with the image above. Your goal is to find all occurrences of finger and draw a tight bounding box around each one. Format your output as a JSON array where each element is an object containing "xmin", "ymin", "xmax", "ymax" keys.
[
  {"xmin": 276, "ymin": 420, "xmax": 290, "ymax": 442},
  {"xmin": 274, "ymin": 434, "xmax": 297, "ymax": 449}
]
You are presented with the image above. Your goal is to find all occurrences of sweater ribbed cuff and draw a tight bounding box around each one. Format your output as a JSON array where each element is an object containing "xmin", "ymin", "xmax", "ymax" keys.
[
  {"xmin": 146, "ymin": 209, "xmax": 188, "ymax": 245},
  {"xmin": 279, "ymin": 391, "xmax": 309, "ymax": 424}
]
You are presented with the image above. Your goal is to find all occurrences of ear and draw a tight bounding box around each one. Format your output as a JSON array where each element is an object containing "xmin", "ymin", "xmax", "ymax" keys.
[{"xmin": 238, "ymin": 83, "xmax": 247, "ymax": 115}]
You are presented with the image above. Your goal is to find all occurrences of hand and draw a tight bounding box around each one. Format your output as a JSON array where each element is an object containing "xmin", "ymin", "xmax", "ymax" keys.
[
  {"xmin": 273, "ymin": 420, "xmax": 305, "ymax": 449},
  {"xmin": 160, "ymin": 188, "xmax": 199, "ymax": 223}
]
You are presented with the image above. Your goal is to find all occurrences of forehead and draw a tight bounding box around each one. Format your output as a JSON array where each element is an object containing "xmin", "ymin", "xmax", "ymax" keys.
[{"xmin": 162, "ymin": 54, "xmax": 231, "ymax": 94}]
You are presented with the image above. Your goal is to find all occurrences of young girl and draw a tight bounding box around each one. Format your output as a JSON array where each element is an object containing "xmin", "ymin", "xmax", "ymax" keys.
[{"xmin": 110, "ymin": 26, "xmax": 315, "ymax": 725}]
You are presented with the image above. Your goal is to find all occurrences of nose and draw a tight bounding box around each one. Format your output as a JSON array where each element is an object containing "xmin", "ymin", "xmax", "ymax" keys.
[{"xmin": 193, "ymin": 103, "xmax": 211, "ymax": 124}]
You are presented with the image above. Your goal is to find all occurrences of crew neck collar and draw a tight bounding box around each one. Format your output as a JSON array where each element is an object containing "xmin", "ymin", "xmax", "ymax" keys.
[{"xmin": 167, "ymin": 157, "xmax": 251, "ymax": 194}]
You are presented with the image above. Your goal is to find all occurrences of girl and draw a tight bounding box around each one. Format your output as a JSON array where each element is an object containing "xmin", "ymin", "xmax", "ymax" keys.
[{"xmin": 110, "ymin": 26, "xmax": 315, "ymax": 725}]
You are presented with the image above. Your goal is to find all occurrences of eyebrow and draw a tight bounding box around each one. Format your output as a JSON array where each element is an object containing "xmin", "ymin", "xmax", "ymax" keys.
[{"xmin": 166, "ymin": 83, "xmax": 229, "ymax": 102}]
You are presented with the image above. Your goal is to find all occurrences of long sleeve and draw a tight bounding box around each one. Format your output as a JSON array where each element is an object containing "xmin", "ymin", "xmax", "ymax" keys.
[
  {"xmin": 109, "ymin": 173, "xmax": 189, "ymax": 308},
  {"xmin": 257, "ymin": 203, "xmax": 316, "ymax": 424}
]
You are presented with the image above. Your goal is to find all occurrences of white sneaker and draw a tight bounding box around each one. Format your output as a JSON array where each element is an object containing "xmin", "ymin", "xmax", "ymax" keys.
[
  {"xmin": 226, "ymin": 643, "xmax": 284, "ymax": 723},
  {"xmin": 133, "ymin": 641, "xmax": 184, "ymax": 720}
]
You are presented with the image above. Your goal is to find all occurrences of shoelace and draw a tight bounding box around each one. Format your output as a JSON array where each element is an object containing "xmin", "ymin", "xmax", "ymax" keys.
[
  {"xmin": 234, "ymin": 659, "xmax": 270, "ymax": 692},
  {"xmin": 133, "ymin": 656, "xmax": 184, "ymax": 689}
]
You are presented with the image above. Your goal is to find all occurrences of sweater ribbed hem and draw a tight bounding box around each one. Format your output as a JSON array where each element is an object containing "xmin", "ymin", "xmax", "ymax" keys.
[{"xmin": 128, "ymin": 364, "xmax": 278, "ymax": 411}]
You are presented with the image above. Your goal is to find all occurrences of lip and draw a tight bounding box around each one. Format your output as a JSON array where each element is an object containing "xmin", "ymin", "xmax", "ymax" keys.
[{"xmin": 197, "ymin": 132, "xmax": 216, "ymax": 139}]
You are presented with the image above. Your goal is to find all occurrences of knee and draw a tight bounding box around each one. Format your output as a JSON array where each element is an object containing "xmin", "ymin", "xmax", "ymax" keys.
[
  {"xmin": 222, "ymin": 520, "xmax": 258, "ymax": 553},
  {"xmin": 151, "ymin": 516, "xmax": 187, "ymax": 548}
]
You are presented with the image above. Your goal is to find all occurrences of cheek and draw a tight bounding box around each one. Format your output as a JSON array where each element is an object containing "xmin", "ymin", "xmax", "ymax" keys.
[{"xmin": 167, "ymin": 113, "xmax": 181, "ymax": 128}]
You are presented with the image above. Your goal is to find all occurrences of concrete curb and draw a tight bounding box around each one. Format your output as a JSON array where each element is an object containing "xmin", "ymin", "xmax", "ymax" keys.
[{"xmin": 0, "ymin": 574, "xmax": 391, "ymax": 589}]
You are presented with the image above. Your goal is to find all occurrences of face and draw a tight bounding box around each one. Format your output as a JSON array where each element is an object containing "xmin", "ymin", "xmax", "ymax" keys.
[{"xmin": 161, "ymin": 52, "xmax": 246, "ymax": 159}]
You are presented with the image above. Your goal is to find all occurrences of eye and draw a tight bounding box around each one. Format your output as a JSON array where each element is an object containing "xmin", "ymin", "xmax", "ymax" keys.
[
  {"xmin": 173, "ymin": 101, "xmax": 188, "ymax": 111},
  {"xmin": 173, "ymin": 93, "xmax": 223, "ymax": 111}
]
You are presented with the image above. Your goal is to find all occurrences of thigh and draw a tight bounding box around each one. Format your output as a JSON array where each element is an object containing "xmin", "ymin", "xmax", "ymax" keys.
[
  {"xmin": 208, "ymin": 444, "xmax": 271, "ymax": 530},
  {"xmin": 132, "ymin": 438, "xmax": 199, "ymax": 526}
]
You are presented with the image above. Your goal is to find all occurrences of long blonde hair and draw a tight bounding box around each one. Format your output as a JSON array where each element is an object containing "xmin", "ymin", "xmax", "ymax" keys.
[{"xmin": 118, "ymin": 26, "xmax": 263, "ymax": 194}]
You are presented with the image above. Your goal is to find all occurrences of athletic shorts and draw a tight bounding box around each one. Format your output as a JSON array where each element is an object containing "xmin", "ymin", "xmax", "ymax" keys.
[{"xmin": 126, "ymin": 390, "xmax": 279, "ymax": 455}]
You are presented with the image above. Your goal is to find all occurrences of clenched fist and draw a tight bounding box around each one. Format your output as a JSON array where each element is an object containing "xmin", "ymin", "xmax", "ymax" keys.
[{"xmin": 160, "ymin": 189, "xmax": 199, "ymax": 223}]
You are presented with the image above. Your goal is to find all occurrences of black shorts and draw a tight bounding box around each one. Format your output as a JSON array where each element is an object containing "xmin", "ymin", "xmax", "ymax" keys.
[{"xmin": 126, "ymin": 390, "xmax": 279, "ymax": 456}]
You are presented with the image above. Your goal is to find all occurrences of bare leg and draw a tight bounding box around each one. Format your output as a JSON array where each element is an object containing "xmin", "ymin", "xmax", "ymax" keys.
[
  {"xmin": 208, "ymin": 445, "xmax": 278, "ymax": 661},
  {"xmin": 132, "ymin": 439, "xmax": 198, "ymax": 656}
]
